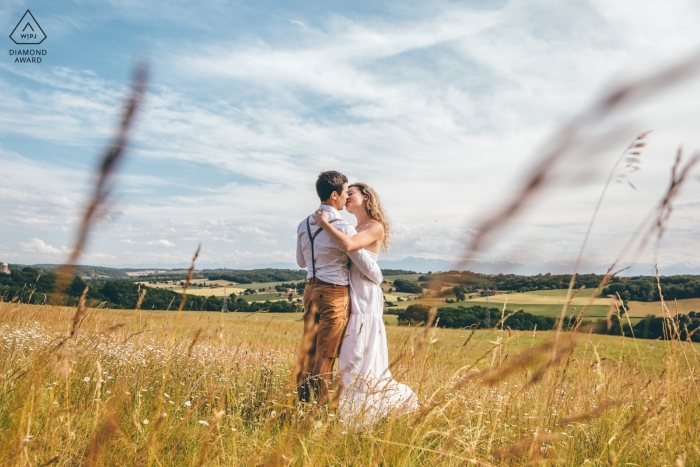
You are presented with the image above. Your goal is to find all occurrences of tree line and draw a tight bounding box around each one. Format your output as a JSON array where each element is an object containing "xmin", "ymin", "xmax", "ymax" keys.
[
  {"xmin": 0, "ymin": 267, "xmax": 301, "ymax": 312},
  {"xmin": 396, "ymin": 304, "xmax": 700, "ymax": 342},
  {"xmin": 602, "ymin": 276, "xmax": 700, "ymax": 302},
  {"xmin": 596, "ymin": 312, "xmax": 700, "ymax": 342},
  {"xmin": 397, "ymin": 304, "xmax": 556, "ymax": 330},
  {"xmin": 205, "ymin": 269, "xmax": 308, "ymax": 284},
  {"xmin": 398, "ymin": 271, "xmax": 700, "ymax": 302}
]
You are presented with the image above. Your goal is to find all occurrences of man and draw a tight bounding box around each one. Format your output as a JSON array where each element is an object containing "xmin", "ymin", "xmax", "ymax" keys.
[{"xmin": 295, "ymin": 170, "xmax": 383, "ymax": 404}]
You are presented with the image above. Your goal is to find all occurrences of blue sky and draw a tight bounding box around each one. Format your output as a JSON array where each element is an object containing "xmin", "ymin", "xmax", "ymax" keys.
[{"xmin": 2, "ymin": 0, "xmax": 700, "ymax": 270}]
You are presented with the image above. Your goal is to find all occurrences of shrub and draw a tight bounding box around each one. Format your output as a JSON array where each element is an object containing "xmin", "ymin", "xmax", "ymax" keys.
[
  {"xmin": 268, "ymin": 300, "xmax": 301, "ymax": 313},
  {"xmin": 393, "ymin": 279, "xmax": 422, "ymax": 294},
  {"xmin": 397, "ymin": 304, "xmax": 431, "ymax": 325}
]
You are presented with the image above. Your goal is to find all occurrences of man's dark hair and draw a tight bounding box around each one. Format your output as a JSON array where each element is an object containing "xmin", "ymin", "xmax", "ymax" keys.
[{"xmin": 316, "ymin": 171, "xmax": 348, "ymax": 201}]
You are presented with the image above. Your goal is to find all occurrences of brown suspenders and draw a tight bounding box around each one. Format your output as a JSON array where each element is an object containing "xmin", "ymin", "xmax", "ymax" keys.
[{"xmin": 305, "ymin": 216, "xmax": 343, "ymax": 279}]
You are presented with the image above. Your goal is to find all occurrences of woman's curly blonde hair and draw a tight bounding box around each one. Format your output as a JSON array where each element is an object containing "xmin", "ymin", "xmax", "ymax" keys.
[{"xmin": 350, "ymin": 182, "xmax": 390, "ymax": 252}]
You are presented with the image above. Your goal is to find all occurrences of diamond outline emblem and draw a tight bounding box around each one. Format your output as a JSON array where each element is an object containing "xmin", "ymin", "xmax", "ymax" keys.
[{"xmin": 10, "ymin": 10, "xmax": 47, "ymax": 45}]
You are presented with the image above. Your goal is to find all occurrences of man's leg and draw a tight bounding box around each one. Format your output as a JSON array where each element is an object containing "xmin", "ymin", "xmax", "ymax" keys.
[
  {"xmin": 314, "ymin": 285, "xmax": 349, "ymax": 405},
  {"xmin": 312, "ymin": 356, "xmax": 335, "ymax": 405}
]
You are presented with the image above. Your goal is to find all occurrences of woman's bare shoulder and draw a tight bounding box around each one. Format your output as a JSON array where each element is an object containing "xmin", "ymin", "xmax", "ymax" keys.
[{"xmin": 357, "ymin": 219, "xmax": 383, "ymax": 230}]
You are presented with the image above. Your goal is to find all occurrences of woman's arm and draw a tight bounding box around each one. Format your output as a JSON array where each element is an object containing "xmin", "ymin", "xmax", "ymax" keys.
[
  {"xmin": 314, "ymin": 210, "xmax": 383, "ymax": 252},
  {"xmin": 347, "ymin": 249, "xmax": 384, "ymax": 284}
]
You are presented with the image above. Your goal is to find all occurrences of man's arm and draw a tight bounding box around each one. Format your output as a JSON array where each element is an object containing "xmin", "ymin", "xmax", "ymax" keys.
[{"xmin": 296, "ymin": 232, "xmax": 306, "ymax": 268}]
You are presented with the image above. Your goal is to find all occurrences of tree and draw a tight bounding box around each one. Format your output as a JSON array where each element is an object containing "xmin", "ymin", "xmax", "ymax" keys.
[
  {"xmin": 397, "ymin": 304, "xmax": 431, "ymax": 325},
  {"xmin": 393, "ymin": 279, "xmax": 422, "ymax": 294}
]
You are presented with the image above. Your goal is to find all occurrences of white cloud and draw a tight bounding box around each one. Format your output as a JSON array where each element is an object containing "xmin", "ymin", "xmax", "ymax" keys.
[
  {"xmin": 19, "ymin": 238, "xmax": 66, "ymax": 255},
  {"xmin": 147, "ymin": 239, "xmax": 176, "ymax": 247}
]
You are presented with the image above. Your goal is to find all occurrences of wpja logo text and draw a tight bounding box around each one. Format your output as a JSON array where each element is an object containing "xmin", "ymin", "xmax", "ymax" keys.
[
  {"xmin": 9, "ymin": 49, "xmax": 47, "ymax": 63},
  {"xmin": 8, "ymin": 10, "xmax": 47, "ymax": 64}
]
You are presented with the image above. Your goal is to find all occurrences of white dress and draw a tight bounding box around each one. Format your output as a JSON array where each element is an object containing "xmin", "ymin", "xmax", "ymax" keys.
[{"xmin": 338, "ymin": 250, "xmax": 418, "ymax": 428}]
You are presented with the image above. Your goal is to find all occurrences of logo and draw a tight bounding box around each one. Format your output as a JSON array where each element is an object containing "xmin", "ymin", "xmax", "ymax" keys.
[{"xmin": 10, "ymin": 10, "xmax": 46, "ymax": 45}]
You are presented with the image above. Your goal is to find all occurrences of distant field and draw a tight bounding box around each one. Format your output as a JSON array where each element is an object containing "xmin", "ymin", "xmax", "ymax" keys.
[
  {"xmin": 383, "ymin": 273, "xmax": 423, "ymax": 283},
  {"xmin": 173, "ymin": 287, "xmax": 247, "ymax": 297},
  {"xmin": 134, "ymin": 278, "xmax": 699, "ymax": 321},
  {"xmin": 627, "ymin": 298, "xmax": 700, "ymax": 317},
  {"xmin": 386, "ymin": 289, "xmax": 622, "ymax": 320},
  {"xmin": 137, "ymin": 278, "xmax": 301, "ymax": 298}
]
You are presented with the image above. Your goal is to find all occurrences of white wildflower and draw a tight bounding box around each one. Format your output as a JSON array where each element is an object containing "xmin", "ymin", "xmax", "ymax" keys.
[
  {"xmin": 142, "ymin": 419, "xmax": 149, "ymax": 425},
  {"xmin": 198, "ymin": 420, "xmax": 210, "ymax": 426},
  {"xmin": 183, "ymin": 400, "xmax": 192, "ymax": 407},
  {"xmin": 83, "ymin": 377, "xmax": 90, "ymax": 382}
]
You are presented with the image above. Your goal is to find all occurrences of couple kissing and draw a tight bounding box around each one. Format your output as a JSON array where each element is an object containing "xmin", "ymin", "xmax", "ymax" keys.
[{"xmin": 295, "ymin": 170, "xmax": 417, "ymax": 427}]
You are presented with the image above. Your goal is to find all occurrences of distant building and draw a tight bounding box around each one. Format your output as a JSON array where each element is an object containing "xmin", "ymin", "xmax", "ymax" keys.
[{"xmin": 1, "ymin": 263, "xmax": 9, "ymax": 275}]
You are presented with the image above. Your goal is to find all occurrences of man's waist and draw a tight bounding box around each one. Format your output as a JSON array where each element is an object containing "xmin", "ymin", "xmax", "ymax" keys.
[{"xmin": 307, "ymin": 277, "xmax": 348, "ymax": 287}]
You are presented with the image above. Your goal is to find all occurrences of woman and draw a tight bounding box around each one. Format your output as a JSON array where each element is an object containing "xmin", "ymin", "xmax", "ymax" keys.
[{"xmin": 314, "ymin": 182, "xmax": 418, "ymax": 428}]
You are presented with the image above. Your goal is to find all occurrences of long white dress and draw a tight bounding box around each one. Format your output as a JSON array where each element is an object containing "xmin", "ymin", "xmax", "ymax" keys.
[{"xmin": 338, "ymin": 250, "xmax": 418, "ymax": 428}]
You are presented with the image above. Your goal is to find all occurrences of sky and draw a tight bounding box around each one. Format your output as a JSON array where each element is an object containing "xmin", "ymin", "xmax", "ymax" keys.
[{"xmin": 2, "ymin": 0, "xmax": 700, "ymax": 272}]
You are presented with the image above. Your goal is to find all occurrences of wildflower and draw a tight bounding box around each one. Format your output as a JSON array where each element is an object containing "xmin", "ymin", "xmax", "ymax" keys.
[
  {"xmin": 198, "ymin": 420, "xmax": 210, "ymax": 426},
  {"xmin": 184, "ymin": 401, "xmax": 192, "ymax": 407},
  {"xmin": 270, "ymin": 410, "xmax": 277, "ymax": 417},
  {"xmin": 83, "ymin": 377, "xmax": 90, "ymax": 382},
  {"xmin": 143, "ymin": 419, "xmax": 149, "ymax": 425},
  {"xmin": 164, "ymin": 393, "xmax": 170, "ymax": 398}
]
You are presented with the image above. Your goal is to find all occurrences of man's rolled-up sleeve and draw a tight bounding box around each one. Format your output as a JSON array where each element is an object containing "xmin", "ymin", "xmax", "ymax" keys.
[{"xmin": 296, "ymin": 232, "xmax": 306, "ymax": 268}]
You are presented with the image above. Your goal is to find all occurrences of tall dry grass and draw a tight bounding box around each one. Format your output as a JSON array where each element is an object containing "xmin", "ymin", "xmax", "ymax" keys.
[{"xmin": 0, "ymin": 300, "xmax": 698, "ymax": 466}]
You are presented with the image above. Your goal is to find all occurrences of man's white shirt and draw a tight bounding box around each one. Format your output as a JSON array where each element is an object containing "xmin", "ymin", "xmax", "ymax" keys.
[{"xmin": 296, "ymin": 205, "xmax": 382, "ymax": 286}]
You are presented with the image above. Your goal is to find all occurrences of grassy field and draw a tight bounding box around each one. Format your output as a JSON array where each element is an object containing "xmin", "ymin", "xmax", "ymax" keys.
[
  {"xmin": 386, "ymin": 288, "xmax": 614, "ymax": 318},
  {"xmin": 1, "ymin": 301, "xmax": 698, "ymax": 466},
  {"xmin": 627, "ymin": 298, "xmax": 700, "ymax": 317}
]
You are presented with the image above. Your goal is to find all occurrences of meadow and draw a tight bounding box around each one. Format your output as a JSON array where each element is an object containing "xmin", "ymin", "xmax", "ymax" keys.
[{"xmin": 1, "ymin": 300, "xmax": 699, "ymax": 466}]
